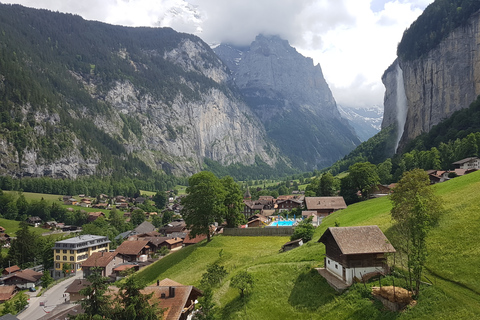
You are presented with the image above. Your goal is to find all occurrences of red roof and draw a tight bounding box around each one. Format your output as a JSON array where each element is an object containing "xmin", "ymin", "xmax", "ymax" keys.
[
  {"xmin": 3, "ymin": 265, "xmax": 20, "ymax": 274},
  {"xmin": 183, "ymin": 233, "xmax": 207, "ymax": 245},
  {"xmin": 113, "ymin": 264, "xmax": 136, "ymax": 272},
  {"xmin": 0, "ymin": 285, "xmax": 15, "ymax": 301}
]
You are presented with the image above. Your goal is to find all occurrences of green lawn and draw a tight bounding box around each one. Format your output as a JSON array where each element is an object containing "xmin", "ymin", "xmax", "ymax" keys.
[{"xmin": 135, "ymin": 170, "xmax": 480, "ymax": 319}]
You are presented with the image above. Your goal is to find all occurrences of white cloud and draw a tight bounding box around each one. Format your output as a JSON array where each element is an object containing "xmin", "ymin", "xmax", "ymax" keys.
[{"xmin": 2, "ymin": 0, "xmax": 433, "ymax": 108}]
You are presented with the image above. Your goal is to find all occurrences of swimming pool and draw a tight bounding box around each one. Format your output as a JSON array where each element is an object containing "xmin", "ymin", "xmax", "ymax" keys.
[{"xmin": 269, "ymin": 220, "xmax": 295, "ymax": 227}]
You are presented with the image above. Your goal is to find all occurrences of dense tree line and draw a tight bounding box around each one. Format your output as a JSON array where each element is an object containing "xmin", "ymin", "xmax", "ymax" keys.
[
  {"xmin": 0, "ymin": 174, "xmax": 185, "ymax": 197},
  {"xmin": 307, "ymin": 128, "xmax": 480, "ymax": 204},
  {"xmin": 203, "ymin": 156, "xmax": 299, "ymax": 181},
  {"xmin": 397, "ymin": 0, "xmax": 480, "ymax": 61}
]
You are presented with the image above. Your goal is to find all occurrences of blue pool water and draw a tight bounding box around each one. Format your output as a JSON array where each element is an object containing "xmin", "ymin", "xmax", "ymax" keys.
[{"xmin": 269, "ymin": 221, "xmax": 295, "ymax": 227}]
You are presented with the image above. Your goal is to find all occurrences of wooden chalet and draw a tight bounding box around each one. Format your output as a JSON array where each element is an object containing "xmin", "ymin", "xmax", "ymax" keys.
[
  {"xmin": 2, "ymin": 269, "xmax": 42, "ymax": 289},
  {"xmin": 452, "ymin": 157, "xmax": 480, "ymax": 170},
  {"xmin": 26, "ymin": 216, "xmax": 42, "ymax": 227},
  {"xmin": 114, "ymin": 239, "xmax": 151, "ymax": 262},
  {"xmin": 276, "ymin": 198, "xmax": 303, "ymax": 211},
  {"xmin": 318, "ymin": 226, "xmax": 396, "ymax": 287},
  {"xmin": 304, "ymin": 197, "xmax": 347, "ymax": 216}
]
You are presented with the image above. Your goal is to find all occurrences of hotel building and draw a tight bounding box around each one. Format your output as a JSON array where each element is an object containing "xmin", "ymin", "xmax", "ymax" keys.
[{"xmin": 53, "ymin": 234, "xmax": 110, "ymax": 279}]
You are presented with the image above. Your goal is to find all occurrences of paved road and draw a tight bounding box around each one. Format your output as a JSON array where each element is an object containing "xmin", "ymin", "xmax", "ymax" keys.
[{"xmin": 19, "ymin": 271, "xmax": 83, "ymax": 320}]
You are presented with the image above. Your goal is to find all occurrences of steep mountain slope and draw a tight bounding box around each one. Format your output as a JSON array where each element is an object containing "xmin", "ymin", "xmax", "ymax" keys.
[
  {"xmin": 0, "ymin": 4, "xmax": 281, "ymax": 178},
  {"xmin": 382, "ymin": 1, "xmax": 480, "ymax": 151},
  {"xmin": 215, "ymin": 35, "xmax": 360, "ymax": 171}
]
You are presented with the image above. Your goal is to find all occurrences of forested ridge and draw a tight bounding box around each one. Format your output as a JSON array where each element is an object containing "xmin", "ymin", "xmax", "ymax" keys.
[
  {"xmin": 397, "ymin": 0, "xmax": 480, "ymax": 61},
  {"xmin": 325, "ymin": 95, "xmax": 480, "ymax": 183}
]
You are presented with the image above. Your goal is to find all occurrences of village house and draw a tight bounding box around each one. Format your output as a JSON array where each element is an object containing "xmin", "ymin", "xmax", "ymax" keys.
[
  {"xmin": 158, "ymin": 221, "xmax": 187, "ymax": 236},
  {"xmin": 276, "ymin": 198, "xmax": 303, "ymax": 212},
  {"xmin": 183, "ymin": 233, "xmax": 207, "ymax": 247},
  {"xmin": 65, "ymin": 279, "xmax": 91, "ymax": 303},
  {"xmin": 452, "ymin": 157, "xmax": 480, "ymax": 170},
  {"xmin": 2, "ymin": 269, "xmax": 42, "ymax": 289},
  {"xmin": 161, "ymin": 238, "xmax": 184, "ymax": 251},
  {"xmin": 92, "ymin": 202, "xmax": 110, "ymax": 209},
  {"xmin": 81, "ymin": 251, "xmax": 128, "ymax": 279},
  {"xmin": 2, "ymin": 265, "xmax": 20, "ymax": 276},
  {"xmin": 304, "ymin": 197, "xmax": 347, "ymax": 216},
  {"xmin": 318, "ymin": 225, "xmax": 396, "ymax": 290},
  {"xmin": 63, "ymin": 198, "xmax": 78, "ymax": 206},
  {"xmin": 0, "ymin": 285, "xmax": 16, "ymax": 303},
  {"xmin": 52, "ymin": 234, "xmax": 110, "ymax": 279},
  {"xmin": 246, "ymin": 215, "xmax": 268, "ymax": 228},
  {"xmin": 79, "ymin": 198, "xmax": 92, "ymax": 208},
  {"xmin": 143, "ymin": 278, "xmax": 203, "ymax": 320},
  {"xmin": 26, "ymin": 216, "xmax": 42, "ymax": 227},
  {"xmin": 114, "ymin": 239, "xmax": 151, "ymax": 262},
  {"xmin": 87, "ymin": 212, "xmax": 105, "ymax": 222},
  {"xmin": 368, "ymin": 184, "xmax": 394, "ymax": 198}
]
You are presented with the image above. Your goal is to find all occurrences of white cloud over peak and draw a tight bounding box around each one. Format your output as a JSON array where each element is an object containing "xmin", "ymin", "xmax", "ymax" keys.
[{"xmin": 3, "ymin": 0, "xmax": 434, "ymax": 108}]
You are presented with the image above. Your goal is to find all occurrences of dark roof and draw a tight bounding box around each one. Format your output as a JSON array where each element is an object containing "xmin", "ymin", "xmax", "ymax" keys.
[
  {"xmin": 65, "ymin": 279, "xmax": 91, "ymax": 294},
  {"xmin": 134, "ymin": 221, "xmax": 156, "ymax": 234},
  {"xmin": 318, "ymin": 225, "xmax": 396, "ymax": 255},
  {"xmin": 115, "ymin": 239, "xmax": 149, "ymax": 255},
  {"xmin": 452, "ymin": 157, "xmax": 479, "ymax": 165},
  {"xmin": 305, "ymin": 197, "xmax": 347, "ymax": 210},
  {"xmin": 3, "ymin": 269, "xmax": 42, "ymax": 283},
  {"xmin": 81, "ymin": 251, "xmax": 117, "ymax": 268},
  {"xmin": 282, "ymin": 238, "xmax": 302, "ymax": 248}
]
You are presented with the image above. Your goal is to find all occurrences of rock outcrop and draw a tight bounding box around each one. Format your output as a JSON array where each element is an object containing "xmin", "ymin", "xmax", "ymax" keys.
[
  {"xmin": 215, "ymin": 35, "xmax": 360, "ymax": 170},
  {"xmin": 0, "ymin": 4, "xmax": 280, "ymax": 178},
  {"xmin": 382, "ymin": 10, "xmax": 480, "ymax": 151}
]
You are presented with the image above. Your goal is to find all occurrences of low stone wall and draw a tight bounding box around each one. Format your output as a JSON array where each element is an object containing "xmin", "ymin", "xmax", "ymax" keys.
[{"xmin": 223, "ymin": 227, "xmax": 294, "ymax": 236}]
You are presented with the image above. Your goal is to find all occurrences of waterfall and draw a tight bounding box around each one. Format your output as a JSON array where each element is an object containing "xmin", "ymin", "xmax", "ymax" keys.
[{"xmin": 395, "ymin": 64, "xmax": 407, "ymax": 152}]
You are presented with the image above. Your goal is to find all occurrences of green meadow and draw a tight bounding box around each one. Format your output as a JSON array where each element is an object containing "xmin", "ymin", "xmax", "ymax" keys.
[{"xmin": 135, "ymin": 170, "xmax": 480, "ymax": 319}]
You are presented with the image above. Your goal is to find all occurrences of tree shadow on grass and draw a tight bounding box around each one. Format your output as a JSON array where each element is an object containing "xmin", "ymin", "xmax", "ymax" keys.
[
  {"xmin": 219, "ymin": 294, "xmax": 252, "ymax": 320},
  {"xmin": 288, "ymin": 268, "xmax": 337, "ymax": 310}
]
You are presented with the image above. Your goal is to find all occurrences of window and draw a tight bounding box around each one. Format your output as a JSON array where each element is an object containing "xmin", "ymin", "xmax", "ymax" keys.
[
  {"xmin": 335, "ymin": 264, "xmax": 338, "ymax": 269},
  {"xmin": 56, "ymin": 255, "xmax": 60, "ymax": 260},
  {"xmin": 70, "ymin": 256, "xmax": 74, "ymax": 261},
  {"xmin": 63, "ymin": 250, "xmax": 67, "ymax": 254},
  {"xmin": 70, "ymin": 250, "xmax": 74, "ymax": 254},
  {"xmin": 56, "ymin": 249, "xmax": 60, "ymax": 253},
  {"xmin": 327, "ymin": 260, "xmax": 330, "ymax": 264},
  {"xmin": 56, "ymin": 263, "xmax": 60, "ymax": 268},
  {"xmin": 63, "ymin": 256, "xmax": 67, "ymax": 261}
]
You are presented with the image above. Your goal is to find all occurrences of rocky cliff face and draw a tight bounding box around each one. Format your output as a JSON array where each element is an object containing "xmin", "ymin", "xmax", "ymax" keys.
[
  {"xmin": 382, "ymin": 10, "xmax": 480, "ymax": 151},
  {"xmin": 215, "ymin": 35, "xmax": 360, "ymax": 170},
  {"xmin": 0, "ymin": 5, "xmax": 279, "ymax": 178}
]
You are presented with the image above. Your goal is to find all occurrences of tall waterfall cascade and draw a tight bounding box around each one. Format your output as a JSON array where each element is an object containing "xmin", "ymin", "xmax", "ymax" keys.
[{"xmin": 395, "ymin": 64, "xmax": 408, "ymax": 152}]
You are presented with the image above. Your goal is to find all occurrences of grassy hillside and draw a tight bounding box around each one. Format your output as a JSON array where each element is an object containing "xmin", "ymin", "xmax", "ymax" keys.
[{"xmin": 136, "ymin": 171, "xmax": 480, "ymax": 319}]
